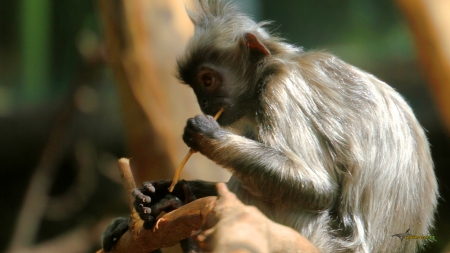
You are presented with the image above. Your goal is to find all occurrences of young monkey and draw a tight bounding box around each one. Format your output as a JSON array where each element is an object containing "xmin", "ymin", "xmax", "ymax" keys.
[{"xmin": 103, "ymin": 0, "xmax": 438, "ymax": 252}]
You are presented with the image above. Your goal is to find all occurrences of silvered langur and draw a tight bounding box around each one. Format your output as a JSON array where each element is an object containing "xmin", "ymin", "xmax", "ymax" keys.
[{"xmin": 103, "ymin": 1, "xmax": 438, "ymax": 252}]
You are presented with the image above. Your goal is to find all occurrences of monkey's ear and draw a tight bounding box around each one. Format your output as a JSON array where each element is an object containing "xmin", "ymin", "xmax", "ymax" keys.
[{"xmin": 243, "ymin": 33, "xmax": 270, "ymax": 56}]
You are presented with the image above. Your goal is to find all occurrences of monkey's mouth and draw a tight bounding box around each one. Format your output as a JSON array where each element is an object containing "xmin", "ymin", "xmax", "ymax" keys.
[
  {"xmin": 216, "ymin": 106, "xmax": 248, "ymax": 127},
  {"xmin": 216, "ymin": 111, "xmax": 234, "ymax": 126},
  {"xmin": 201, "ymin": 98, "xmax": 246, "ymax": 126},
  {"xmin": 203, "ymin": 106, "xmax": 234, "ymax": 126},
  {"xmin": 202, "ymin": 99, "xmax": 227, "ymax": 121}
]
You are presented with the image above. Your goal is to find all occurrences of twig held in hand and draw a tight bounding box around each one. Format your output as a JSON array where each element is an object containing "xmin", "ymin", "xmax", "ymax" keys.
[{"xmin": 168, "ymin": 107, "xmax": 225, "ymax": 192}]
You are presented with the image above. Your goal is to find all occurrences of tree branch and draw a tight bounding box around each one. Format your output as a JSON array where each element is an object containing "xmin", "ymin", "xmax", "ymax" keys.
[{"xmin": 97, "ymin": 158, "xmax": 319, "ymax": 253}]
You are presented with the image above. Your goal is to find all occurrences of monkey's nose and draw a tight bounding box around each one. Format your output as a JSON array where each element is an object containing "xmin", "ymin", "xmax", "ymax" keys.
[{"xmin": 201, "ymin": 99, "xmax": 208, "ymax": 109}]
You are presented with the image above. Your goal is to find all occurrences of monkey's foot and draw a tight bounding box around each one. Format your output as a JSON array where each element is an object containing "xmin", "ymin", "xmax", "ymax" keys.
[
  {"xmin": 102, "ymin": 217, "xmax": 130, "ymax": 252},
  {"xmin": 132, "ymin": 180, "xmax": 194, "ymax": 228}
]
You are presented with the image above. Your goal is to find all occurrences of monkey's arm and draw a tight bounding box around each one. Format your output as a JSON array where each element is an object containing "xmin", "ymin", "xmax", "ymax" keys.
[{"xmin": 184, "ymin": 116, "xmax": 337, "ymax": 212}]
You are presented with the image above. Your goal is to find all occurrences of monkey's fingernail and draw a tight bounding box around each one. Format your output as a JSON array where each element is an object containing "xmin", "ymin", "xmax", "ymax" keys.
[
  {"xmin": 143, "ymin": 207, "xmax": 151, "ymax": 214},
  {"xmin": 143, "ymin": 196, "xmax": 151, "ymax": 203},
  {"xmin": 144, "ymin": 184, "xmax": 155, "ymax": 193},
  {"xmin": 136, "ymin": 194, "xmax": 145, "ymax": 202},
  {"xmin": 132, "ymin": 188, "xmax": 141, "ymax": 198}
]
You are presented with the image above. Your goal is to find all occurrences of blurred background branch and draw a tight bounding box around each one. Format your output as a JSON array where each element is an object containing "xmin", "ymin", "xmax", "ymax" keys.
[
  {"xmin": 7, "ymin": 26, "xmax": 104, "ymax": 252},
  {"xmin": 397, "ymin": 0, "xmax": 450, "ymax": 134},
  {"xmin": 98, "ymin": 0, "xmax": 186, "ymax": 181}
]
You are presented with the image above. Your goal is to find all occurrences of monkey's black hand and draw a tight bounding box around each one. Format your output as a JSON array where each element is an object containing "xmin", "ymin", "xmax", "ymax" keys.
[
  {"xmin": 132, "ymin": 180, "xmax": 196, "ymax": 229},
  {"xmin": 183, "ymin": 115, "xmax": 223, "ymax": 152}
]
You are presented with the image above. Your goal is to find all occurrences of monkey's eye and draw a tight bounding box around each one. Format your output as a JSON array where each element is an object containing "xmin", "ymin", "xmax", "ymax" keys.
[
  {"xmin": 201, "ymin": 74, "xmax": 214, "ymax": 88},
  {"xmin": 197, "ymin": 69, "xmax": 220, "ymax": 91}
]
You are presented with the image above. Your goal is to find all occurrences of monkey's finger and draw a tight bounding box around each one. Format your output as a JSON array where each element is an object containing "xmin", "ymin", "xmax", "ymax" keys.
[
  {"xmin": 182, "ymin": 128, "xmax": 202, "ymax": 151},
  {"xmin": 204, "ymin": 114, "xmax": 216, "ymax": 121},
  {"xmin": 149, "ymin": 196, "xmax": 184, "ymax": 218},
  {"xmin": 142, "ymin": 180, "xmax": 173, "ymax": 194},
  {"xmin": 133, "ymin": 202, "xmax": 155, "ymax": 222},
  {"xmin": 132, "ymin": 188, "xmax": 151, "ymax": 204},
  {"xmin": 140, "ymin": 214, "xmax": 155, "ymax": 223},
  {"xmin": 186, "ymin": 117, "xmax": 201, "ymax": 131},
  {"xmin": 191, "ymin": 115, "xmax": 219, "ymax": 128},
  {"xmin": 142, "ymin": 181, "xmax": 156, "ymax": 193}
]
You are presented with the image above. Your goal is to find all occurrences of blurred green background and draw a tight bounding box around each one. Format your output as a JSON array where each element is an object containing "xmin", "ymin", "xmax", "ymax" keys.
[{"xmin": 0, "ymin": 0, "xmax": 448, "ymax": 252}]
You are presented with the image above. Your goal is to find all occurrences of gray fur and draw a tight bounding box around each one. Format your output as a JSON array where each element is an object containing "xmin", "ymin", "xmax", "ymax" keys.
[{"xmin": 177, "ymin": 1, "xmax": 438, "ymax": 252}]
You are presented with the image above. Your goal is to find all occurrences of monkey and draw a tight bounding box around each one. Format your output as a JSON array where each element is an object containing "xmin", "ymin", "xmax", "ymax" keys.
[{"xmin": 102, "ymin": 0, "xmax": 438, "ymax": 252}]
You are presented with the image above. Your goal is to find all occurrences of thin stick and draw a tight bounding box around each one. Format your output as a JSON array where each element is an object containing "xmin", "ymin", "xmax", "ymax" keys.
[
  {"xmin": 168, "ymin": 108, "xmax": 225, "ymax": 192},
  {"xmin": 117, "ymin": 158, "xmax": 137, "ymax": 214}
]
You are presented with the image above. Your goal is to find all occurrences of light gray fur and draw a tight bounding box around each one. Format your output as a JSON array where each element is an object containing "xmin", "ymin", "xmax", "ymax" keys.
[{"xmin": 178, "ymin": 1, "xmax": 438, "ymax": 252}]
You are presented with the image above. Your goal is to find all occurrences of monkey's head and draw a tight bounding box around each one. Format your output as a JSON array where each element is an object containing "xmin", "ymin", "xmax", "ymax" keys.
[{"xmin": 177, "ymin": 0, "xmax": 274, "ymax": 126}]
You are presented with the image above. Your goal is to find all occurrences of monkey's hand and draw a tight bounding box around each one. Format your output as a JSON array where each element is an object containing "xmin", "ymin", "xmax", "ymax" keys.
[
  {"xmin": 183, "ymin": 115, "xmax": 223, "ymax": 153},
  {"xmin": 132, "ymin": 180, "xmax": 196, "ymax": 227}
]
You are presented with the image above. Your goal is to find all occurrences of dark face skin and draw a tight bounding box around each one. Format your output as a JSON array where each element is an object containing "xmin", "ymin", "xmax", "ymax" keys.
[{"xmin": 190, "ymin": 65, "xmax": 251, "ymax": 126}]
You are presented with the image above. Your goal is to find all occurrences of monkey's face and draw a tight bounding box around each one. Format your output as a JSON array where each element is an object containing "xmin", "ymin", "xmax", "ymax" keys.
[
  {"xmin": 188, "ymin": 64, "xmax": 253, "ymax": 126},
  {"xmin": 177, "ymin": 31, "xmax": 268, "ymax": 126}
]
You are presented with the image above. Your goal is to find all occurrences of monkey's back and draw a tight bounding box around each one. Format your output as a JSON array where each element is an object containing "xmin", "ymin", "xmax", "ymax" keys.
[{"xmin": 249, "ymin": 51, "xmax": 437, "ymax": 253}]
